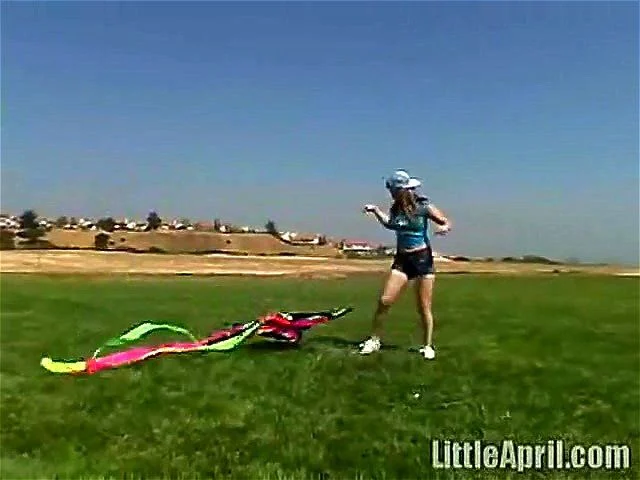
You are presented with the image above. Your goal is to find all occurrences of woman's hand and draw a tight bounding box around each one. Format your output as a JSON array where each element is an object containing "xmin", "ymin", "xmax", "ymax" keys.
[
  {"xmin": 363, "ymin": 204, "xmax": 390, "ymax": 227},
  {"xmin": 434, "ymin": 223, "xmax": 451, "ymax": 236},
  {"xmin": 363, "ymin": 204, "xmax": 379, "ymax": 214}
]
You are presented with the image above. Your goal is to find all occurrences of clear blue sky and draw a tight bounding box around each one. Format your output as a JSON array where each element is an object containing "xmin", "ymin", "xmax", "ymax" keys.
[{"xmin": 2, "ymin": 1, "xmax": 638, "ymax": 264}]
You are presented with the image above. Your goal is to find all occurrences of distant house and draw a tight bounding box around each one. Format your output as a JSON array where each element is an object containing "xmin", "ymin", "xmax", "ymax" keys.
[
  {"xmin": 280, "ymin": 232, "xmax": 321, "ymax": 245},
  {"xmin": 340, "ymin": 239, "xmax": 375, "ymax": 252},
  {"xmin": 78, "ymin": 218, "xmax": 96, "ymax": 230},
  {"xmin": 124, "ymin": 222, "xmax": 148, "ymax": 232},
  {"xmin": 0, "ymin": 217, "xmax": 19, "ymax": 230}
]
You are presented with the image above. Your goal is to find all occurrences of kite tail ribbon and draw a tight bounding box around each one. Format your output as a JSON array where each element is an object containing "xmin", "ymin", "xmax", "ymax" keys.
[
  {"xmin": 90, "ymin": 322, "xmax": 199, "ymax": 359},
  {"xmin": 40, "ymin": 320, "xmax": 261, "ymax": 375}
]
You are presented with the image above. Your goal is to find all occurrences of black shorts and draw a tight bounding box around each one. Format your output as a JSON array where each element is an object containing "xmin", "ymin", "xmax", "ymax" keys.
[{"xmin": 391, "ymin": 246, "xmax": 435, "ymax": 279}]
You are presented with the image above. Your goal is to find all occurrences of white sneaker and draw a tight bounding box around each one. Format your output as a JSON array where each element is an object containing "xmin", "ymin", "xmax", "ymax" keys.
[
  {"xmin": 359, "ymin": 336, "xmax": 381, "ymax": 355},
  {"xmin": 419, "ymin": 345, "xmax": 436, "ymax": 360}
]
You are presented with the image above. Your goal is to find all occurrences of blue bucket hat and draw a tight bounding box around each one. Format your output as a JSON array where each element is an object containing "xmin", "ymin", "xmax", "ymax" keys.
[{"xmin": 385, "ymin": 169, "xmax": 422, "ymax": 191}]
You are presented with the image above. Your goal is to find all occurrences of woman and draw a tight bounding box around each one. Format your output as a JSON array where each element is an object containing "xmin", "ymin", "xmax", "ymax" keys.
[{"xmin": 359, "ymin": 169, "xmax": 451, "ymax": 359}]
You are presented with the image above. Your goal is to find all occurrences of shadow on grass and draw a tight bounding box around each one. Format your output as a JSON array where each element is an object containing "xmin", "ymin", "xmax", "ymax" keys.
[
  {"xmin": 307, "ymin": 335, "xmax": 402, "ymax": 351},
  {"xmin": 243, "ymin": 341, "xmax": 300, "ymax": 352},
  {"xmin": 243, "ymin": 335, "xmax": 402, "ymax": 352}
]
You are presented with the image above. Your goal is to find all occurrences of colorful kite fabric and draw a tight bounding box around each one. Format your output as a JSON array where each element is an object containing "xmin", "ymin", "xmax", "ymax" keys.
[
  {"xmin": 253, "ymin": 306, "xmax": 353, "ymax": 343},
  {"xmin": 41, "ymin": 320, "xmax": 260, "ymax": 375},
  {"xmin": 40, "ymin": 307, "xmax": 352, "ymax": 375}
]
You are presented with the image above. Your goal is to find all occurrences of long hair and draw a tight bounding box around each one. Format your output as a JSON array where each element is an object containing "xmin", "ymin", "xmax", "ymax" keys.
[{"xmin": 390, "ymin": 188, "xmax": 418, "ymax": 218}]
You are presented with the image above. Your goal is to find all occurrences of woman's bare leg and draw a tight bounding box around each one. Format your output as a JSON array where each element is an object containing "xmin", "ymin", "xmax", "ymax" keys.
[
  {"xmin": 372, "ymin": 269, "xmax": 408, "ymax": 338},
  {"xmin": 415, "ymin": 274, "xmax": 436, "ymax": 358},
  {"xmin": 360, "ymin": 269, "xmax": 408, "ymax": 354}
]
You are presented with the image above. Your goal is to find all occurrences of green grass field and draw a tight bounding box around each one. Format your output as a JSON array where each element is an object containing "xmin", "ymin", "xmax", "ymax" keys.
[{"xmin": 1, "ymin": 274, "xmax": 638, "ymax": 479}]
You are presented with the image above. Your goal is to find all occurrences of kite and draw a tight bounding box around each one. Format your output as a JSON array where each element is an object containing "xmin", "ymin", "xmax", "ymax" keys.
[
  {"xmin": 241, "ymin": 306, "xmax": 353, "ymax": 344},
  {"xmin": 40, "ymin": 306, "xmax": 353, "ymax": 375}
]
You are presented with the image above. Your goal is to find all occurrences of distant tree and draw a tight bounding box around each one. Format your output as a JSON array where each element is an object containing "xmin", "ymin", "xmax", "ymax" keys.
[
  {"xmin": 69, "ymin": 217, "xmax": 78, "ymax": 226},
  {"xmin": 147, "ymin": 211, "xmax": 162, "ymax": 230},
  {"xmin": 94, "ymin": 233, "xmax": 110, "ymax": 250},
  {"xmin": 17, "ymin": 210, "xmax": 45, "ymax": 242},
  {"xmin": 179, "ymin": 218, "xmax": 191, "ymax": 227},
  {"xmin": 19, "ymin": 210, "xmax": 38, "ymax": 230},
  {"xmin": 318, "ymin": 235, "xmax": 328, "ymax": 246},
  {"xmin": 265, "ymin": 220, "xmax": 278, "ymax": 235},
  {"xmin": 55, "ymin": 216, "xmax": 68, "ymax": 228},
  {"xmin": 213, "ymin": 218, "xmax": 222, "ymax": 231},
  {"xmin": 97, "ymin": 217, "xmax": 116, "ymax": 232}
]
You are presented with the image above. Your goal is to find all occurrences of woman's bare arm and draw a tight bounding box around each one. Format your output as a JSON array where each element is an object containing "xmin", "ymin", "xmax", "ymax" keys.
[
  {"xmin": 363, "ymin": 205, "xmax": 395, "ymax": 229},
  {"xmin": 427, "ymin": 204, "xmax": 451, "ymax": 234}
]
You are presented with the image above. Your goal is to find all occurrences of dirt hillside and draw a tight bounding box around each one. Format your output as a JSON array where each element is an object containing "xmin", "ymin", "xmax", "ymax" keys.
[{"xmin": 46, "ymin": 230, "xmax": 339, "ymax": 256}]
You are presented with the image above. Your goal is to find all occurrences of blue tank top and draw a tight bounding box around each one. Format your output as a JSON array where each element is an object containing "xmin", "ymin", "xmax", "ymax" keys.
[{"xmin": 385, "ymin": 198, "xmax": 431, "ymax": 251}]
